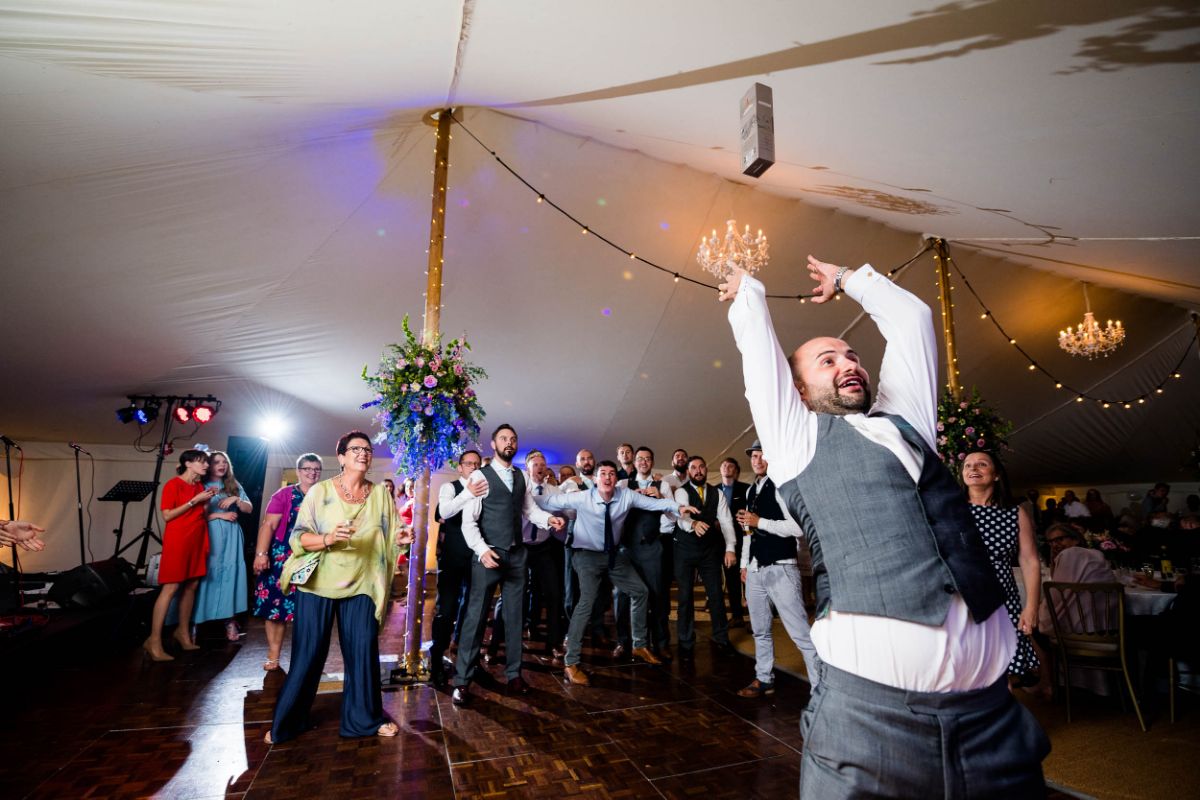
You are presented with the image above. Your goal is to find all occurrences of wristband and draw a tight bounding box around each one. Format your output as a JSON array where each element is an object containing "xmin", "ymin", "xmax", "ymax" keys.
[
  {"xmin": 322, "ymin": 533, "xmax": 331, "ymax": 549},
  {"xmin": 256, "ymin": 551, "xmax": 268, "ymax": 557},
  {"xmin": 833, "ymin": 266, "xmax": 848, "ymax": 293}
]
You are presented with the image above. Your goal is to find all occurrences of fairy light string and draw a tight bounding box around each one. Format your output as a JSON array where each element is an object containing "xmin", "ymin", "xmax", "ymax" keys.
[
  {"xmin": 452, "ymin": 119, "xmax": 925, "ymax": 299},
  {"xmin": 944, "ymin": 246, "xmax": 1195, "ymax": 407}
]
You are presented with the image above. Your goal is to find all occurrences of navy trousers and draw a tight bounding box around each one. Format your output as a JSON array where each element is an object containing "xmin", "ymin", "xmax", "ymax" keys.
[
  {"xmin": 800, "ymin": 662, "xmax": 1049, "ymax": 798},
  {"xmin": 430, "ymin": 554, "xmax": 472, "ymax": 663},
  {"xmin": 270, "ymin": 591, "xmax": 385, "ymax": 743}
]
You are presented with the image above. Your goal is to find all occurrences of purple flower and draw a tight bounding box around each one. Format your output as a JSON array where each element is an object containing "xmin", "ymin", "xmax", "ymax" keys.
[
  {"xmin": 1100, "ymin": 540, "xmax": 1117, "ymax": 551},
  {"xmin": 396, "ymin": 358, "xmax": 407, "ymax": 368},
  {"xmin": 964, "ymin": 426, "xmax": 975, "ymax": 436},
  {"xmin": 415, "ymin": 357, "xmax": 425, "ymax": 367},
  {"xmin": 453, "ymin": 364, "xmax": 463, "ymax": 376},
  {"xmin": 948, "ymin": 416, "xmax": 957, "ymax": 424},
  {"xmin": 423, "ymin": 375, "xmax": 437, "ymax": 388},
  {"xmin": 959, "ymin": 402, "xmax": 969, "ymax": 410},
  {"xmin": 936, "ymin": 422, "xmax": 945, "ymax": 431},
  {"xmin": 424, "ymin": 406, "xmax": 434, "ymax": 416},
  {"xmin": 466, "ymin": 388, "xmax": 475, "ymax": 397},
  {"xmin": 957, "ymin": 453, "xmax": 966, "ymax": 461},
  {"xmin": 977, "ymin": 438, "xmax": 986, "ymax": 447}
]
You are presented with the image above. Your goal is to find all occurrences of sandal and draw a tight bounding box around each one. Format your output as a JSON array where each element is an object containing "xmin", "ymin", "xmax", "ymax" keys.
[
  {"xmin": 263, "ymin": 730, "xmax": 273, "ymax": 745},
  {"xmin": 225, "ymin": 621, "xmax": 242, "ymax": 642},
  {"xmin": 377, "ymin": 721, "xmax": 399, "ymax": 738},
  {"xmin": 263, "ymin": 658, "xmax": 280, "ymax": 671}
]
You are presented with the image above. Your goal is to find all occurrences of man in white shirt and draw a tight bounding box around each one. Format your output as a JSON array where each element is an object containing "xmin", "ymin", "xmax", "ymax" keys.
[
  {"xmin": 452, "ymin": 425, "xmax": 565, "ymax": 704},
  {"xmin": 563, "ymin": 448, "xmax": 608, "ymax": 646},
  {"xmin": 736, "ymin": 440, "xmax": 820, "ymax": 697},
  {"xmin": 672, "ymin": 455, "xmax": 738, "ymax": 658},
  {"xmin": 719, "ymin": 256, "xmax": 1047, "ymax": 797},
  {"xmin": 430, "ymin": 450, "xmax": 486, "ymax": 686},
  {"xmin": 523, "ymin": 450, "xmax": 566, "ymax": 667}
]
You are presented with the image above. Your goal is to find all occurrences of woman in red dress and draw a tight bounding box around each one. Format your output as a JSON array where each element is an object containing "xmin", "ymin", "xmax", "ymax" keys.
[{"xmin": 145, "ymin": 449, "xmax": 215, "ymax": 661}]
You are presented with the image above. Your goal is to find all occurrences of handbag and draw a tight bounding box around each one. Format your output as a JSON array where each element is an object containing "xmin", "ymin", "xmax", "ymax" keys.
[{"xmin": 287, "ymin": 550, "xmax": 323, "ymax": 586}]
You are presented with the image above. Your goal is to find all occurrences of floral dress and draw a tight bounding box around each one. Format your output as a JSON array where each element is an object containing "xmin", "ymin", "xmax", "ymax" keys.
[
  {"xmin": 252, "ymin": 485, "xmax": 303, "ymax": 622},
  {"xmin": 970, "ymin": 503, "xmax": 1039, "ymax": 677}
]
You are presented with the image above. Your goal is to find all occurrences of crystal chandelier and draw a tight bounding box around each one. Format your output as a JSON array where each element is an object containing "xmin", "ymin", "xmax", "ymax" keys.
[
  {"xmin": 1058, "ymin": 284, "xmax": 1125, "ymax": 359},
  {"xmin": 696, "ymin": 219, "xmax": 769, "ymax": 280}
]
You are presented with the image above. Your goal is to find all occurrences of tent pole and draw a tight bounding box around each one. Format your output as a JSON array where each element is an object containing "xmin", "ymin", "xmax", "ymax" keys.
[
  {"xmin": 403, "ymin": 108, "xmax": 454, "ymax": 680},
  {"xmin": 931, "ymin": 237, "xmax": 961, "ymax": 400}
]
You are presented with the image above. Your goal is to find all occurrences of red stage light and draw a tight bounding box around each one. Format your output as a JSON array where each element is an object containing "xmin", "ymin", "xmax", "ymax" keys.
[
  {"xmin": 173, "ymin": 405, "xmax": 192, "ymax": 423},
  {"xmin": 193, "ymin": 405, "xmax": 215, "ymax": 424}
]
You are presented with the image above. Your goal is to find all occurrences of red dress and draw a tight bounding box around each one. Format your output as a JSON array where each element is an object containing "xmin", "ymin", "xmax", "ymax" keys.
[{"xmin": 159, "ymin": 477, "xmax": 209, "ymax": 584}]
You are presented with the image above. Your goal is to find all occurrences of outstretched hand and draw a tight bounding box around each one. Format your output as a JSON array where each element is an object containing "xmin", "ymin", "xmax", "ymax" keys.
[
  {"xmin": 806, "ymin": 255, "xmax": 846, "ymax": 304},
  {"xmin": 717, "ymin": 268, "xmax": 747, "ymax": 302}
]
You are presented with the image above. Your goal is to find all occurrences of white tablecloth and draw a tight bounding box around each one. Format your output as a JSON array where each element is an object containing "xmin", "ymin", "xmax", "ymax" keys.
[{"xmin": 1013, "ymin": 567, "xmax": 1177, "ymax": 616}]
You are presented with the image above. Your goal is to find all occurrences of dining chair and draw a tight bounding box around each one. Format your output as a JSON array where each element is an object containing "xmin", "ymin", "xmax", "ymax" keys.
[{"xmin": 1042, "ymin": 581, "xmax": 1146, "ymax": 731}]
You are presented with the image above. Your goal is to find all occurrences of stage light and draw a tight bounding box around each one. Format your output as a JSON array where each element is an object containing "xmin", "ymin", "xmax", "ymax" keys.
[
  {"xmin": 259, "ymin": 415, "xmax": 288, "ymax": 439},
  {"xmin": 116, "ymin": 405, "xmax": 136, "ymax": 424},
  {"xmin": 134, "ymin": 399, "xmax": 160, "ymax": 425},
  {"xmin": 193, "ymin": 404, "xmax": 216, "ymax": 424},
  {"xmin": 174, "ymin": 405, "xmax": 192, "ymax": 424}
]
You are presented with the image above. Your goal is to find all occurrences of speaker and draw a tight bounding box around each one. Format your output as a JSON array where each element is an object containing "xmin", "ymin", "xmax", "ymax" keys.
[
  {"xmin": 225, "ymin": 435, "xmax": 269, "ymax": 536},
  {"xmin": 48, "ymin": 558, "xmax": 137, "ymax": 608}
]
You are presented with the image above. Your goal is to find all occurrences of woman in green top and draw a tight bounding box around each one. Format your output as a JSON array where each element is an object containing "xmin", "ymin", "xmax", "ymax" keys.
[{"xmin": 266, "ymin": 430, "xmax": 413, "ymax": 744}]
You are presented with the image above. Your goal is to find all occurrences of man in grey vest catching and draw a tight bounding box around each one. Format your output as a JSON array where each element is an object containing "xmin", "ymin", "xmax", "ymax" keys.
[
  {"xmin": 452, "ymin": 424, "xmax": 565, "ymax": 705},
  {"xmin": 719, "ymin": 256, "xmax": 1048, "ymax": 798}
]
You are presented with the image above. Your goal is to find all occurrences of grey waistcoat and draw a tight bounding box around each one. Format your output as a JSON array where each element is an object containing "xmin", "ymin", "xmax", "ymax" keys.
[
  {"xmin": 778, "ymin": 413, "xmax": 1003, "ymax": 626},
  {"xmin": 478, "ymin": 463, "xmax": 526, "ymax": 551}
]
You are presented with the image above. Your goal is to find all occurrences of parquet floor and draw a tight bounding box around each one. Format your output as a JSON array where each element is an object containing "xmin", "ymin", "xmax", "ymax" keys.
[{"xmin": 0, "ymin": 590, "xmax": 1077, "ymax": 798}]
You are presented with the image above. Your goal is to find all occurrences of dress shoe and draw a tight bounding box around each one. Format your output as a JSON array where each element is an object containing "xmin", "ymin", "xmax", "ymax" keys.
[
  {"xmin": 451, "ymin": 686, "xmax": 469, "ymax": 706},
  {"xmin": 507, "ymin": 676, "xmax": 531, "ymax": 696},
  {"xmin": 653, "ymin": 648, "xmax": 672, "ymax": 664},
  {"xmin": 563, "ymin": 665, "xmax": 590, "ymax": 686},
  {"xmin": 611, "ymin": 643, "xmax": 627, "ymax": 660},
  {"xmin": 429, "ymin": 664, "xmax": 447, "ymax": 688},
  {"xmin": 630, "ymin": 647, "xmax": 662, "ymax": 666},
  {"xmin": 737, "ymin": 679, "xmax": 775, "ymax": 698}
]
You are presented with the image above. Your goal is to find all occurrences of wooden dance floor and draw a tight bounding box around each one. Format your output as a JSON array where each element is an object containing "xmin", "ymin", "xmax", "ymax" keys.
[{"xmin": 1, "ymin": 593, "xmax": 1077, "ymax": 798}]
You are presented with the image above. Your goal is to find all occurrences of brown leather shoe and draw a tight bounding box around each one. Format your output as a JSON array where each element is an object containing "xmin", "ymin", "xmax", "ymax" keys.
[
  {"xmin": 630, "ymin": 647, "xmax": 663, "ymax": 665},
  {"xmin": 563, "ymin": 665, "xmax": 590, "ymax": 686},
  {"xmin": 736, "ymin": 679, "xmax": 775, "ymax": 698}
]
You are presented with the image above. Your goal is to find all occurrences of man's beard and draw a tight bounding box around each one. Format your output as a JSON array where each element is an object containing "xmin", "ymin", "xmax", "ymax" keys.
[
  {"xmin": 804, "ymin": 378, "xmax": 872, "ymax": 415},
  {"xmin": 580, "ymin": 465, "xmax": 594, "ymax": 476},
  {"xmin": 497, "ymin": 445, "xmax": 516, "ymax": 460},
  {"xmin": 673, "ymin": 462, "xmax": 687, "ymax": 474}
]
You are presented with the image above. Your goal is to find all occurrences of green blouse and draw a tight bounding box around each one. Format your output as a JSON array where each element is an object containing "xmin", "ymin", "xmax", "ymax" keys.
[{"xmin": 279, "ymin": 478, "xmax": 407, "ymax": 624}]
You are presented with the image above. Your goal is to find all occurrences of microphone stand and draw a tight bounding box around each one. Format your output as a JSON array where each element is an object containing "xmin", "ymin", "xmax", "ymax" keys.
[{"xmin": 71, "ymin": 444, "xmax": 87, "ymax": 567}]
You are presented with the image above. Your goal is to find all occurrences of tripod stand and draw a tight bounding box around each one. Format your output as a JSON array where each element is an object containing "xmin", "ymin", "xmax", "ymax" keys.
[
  {"xmin": 120, "ymin": 403, "xmax": 180, "ymax": 575},
  {"xmin": 103, "ymin": 481, "xmax": 156, "ymax": 558}
]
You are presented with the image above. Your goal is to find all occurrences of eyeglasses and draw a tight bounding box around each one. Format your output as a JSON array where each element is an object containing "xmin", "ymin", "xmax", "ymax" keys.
[
  {"xmin": 344, "ymin": 445, "xmax": 373, "ymax": 456},
  {"xmin": 298, "ymin": 467, "xmax": 322, "ymax": 474}
]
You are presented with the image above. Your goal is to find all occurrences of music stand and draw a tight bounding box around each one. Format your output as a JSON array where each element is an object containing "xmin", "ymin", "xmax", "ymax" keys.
[{"xmin": 102, "ymin": 481, "xmax": 157, "ymax": 559}]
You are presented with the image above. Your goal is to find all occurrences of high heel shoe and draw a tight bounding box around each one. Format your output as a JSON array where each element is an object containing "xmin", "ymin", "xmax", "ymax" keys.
[
  {"xmin": 225, "ymin": 621, "xmax": 242, "ymax": 642},
  {"xmin": 143, "ymin": 637, "xmax": 174, "ymax": 662},
  {"xmin": 173, "ymin": 632, "xmax": 200, "ymax": 651}
]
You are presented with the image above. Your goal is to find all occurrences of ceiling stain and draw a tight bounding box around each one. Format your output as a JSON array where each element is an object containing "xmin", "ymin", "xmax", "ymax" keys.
[{"xmin": 808, "ymin": 185, "xmax": 952, "ymax": 215}]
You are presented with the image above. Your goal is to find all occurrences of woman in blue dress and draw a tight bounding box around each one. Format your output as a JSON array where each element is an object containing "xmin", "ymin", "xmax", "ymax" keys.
[{"xmin": 194, "ymin": 450, "xmax": 253, "ymax": 640}]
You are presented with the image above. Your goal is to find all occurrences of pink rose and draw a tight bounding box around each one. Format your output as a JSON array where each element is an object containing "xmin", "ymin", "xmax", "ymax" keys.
[
  {"xmin": 453, "ymin": 364, "xmax": 463, "ymax": 376},
  {"xmin": 964, "ymin": 426, "xmax": 975, "ymax": 435},
  {"xmin": 415, "ymin": 357, "xmax": 425, "ymax": 367},
  {"xmin": 960, "ymin": 402, "xmax": 969, "ymax": 409},
  {"xmin": 948, "ymin": 416, "xmax": 957, "ymax": 424},
  {"xmin": 936, "ymin": 422, "xmax": 945, "ymax": 432},
  {"xmin": 424, "ymin": 375, "xmax": 437, "ymax": 388},
  {"xmin": 977, "ymin": 438, "xmax": 986, "ymax": 447},
  {"xmin": 957, "ymin": 453, "xmax": 966, "ymax": 461}
]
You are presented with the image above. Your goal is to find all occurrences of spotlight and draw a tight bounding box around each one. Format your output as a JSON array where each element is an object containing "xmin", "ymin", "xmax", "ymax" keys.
[
  {"xmin": 174, "ymin": 404, "xmax": 192, "ymax": 424},
  {"xmin": 116, "ymin": 405, "xmax": 137, "ymax": 424},
  {"xmin": 135, "ymin": 399, "xmax": 160, "ymax": 424},
  {"xmin": 193, "ymin": 404, "xmax": 216, "ymax": 424},
  {"xmin": 259, "ymin": 415, "xmax": 288, "ymax": 440}
]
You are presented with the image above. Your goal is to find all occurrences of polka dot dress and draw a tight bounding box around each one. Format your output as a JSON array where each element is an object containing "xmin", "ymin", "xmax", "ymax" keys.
[{"xmin": 970, "ymin": 503, "xmax": 1039, "ymax": 677}]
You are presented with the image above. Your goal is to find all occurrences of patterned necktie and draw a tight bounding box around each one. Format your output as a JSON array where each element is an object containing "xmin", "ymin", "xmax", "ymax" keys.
[{"xmin": 603, "ymin": 501, "xmax": 616, "ymax": 569}]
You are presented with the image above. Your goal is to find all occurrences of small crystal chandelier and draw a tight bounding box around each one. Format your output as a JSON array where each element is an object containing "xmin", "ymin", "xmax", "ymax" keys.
[
  {"xmin": 696, "ymin": 219, "xmax": 769, "ymax": 280},
  {"xmin": 1058, "ymin": 284, "xmax": 1125, "ymax": 359}
]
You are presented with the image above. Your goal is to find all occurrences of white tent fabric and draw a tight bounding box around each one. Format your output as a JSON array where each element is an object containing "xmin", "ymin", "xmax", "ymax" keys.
[{"xmin": 2, "ymin": 2, "xmax": 1198, "ymax": 568}]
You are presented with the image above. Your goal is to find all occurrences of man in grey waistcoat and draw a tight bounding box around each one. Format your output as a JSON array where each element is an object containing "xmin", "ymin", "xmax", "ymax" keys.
[
  {"xmin": 452, "ymin": 424, "xmax": 565, "ymax": 705},
  {"xmin": 719, "ymin": 256, "xmax": 1048, "ymax": 798}
]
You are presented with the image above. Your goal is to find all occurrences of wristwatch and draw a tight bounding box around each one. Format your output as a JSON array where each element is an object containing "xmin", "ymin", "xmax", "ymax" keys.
[{"xmin": 833, "ymin": 266, "xmax": 848, "ymax": 293}]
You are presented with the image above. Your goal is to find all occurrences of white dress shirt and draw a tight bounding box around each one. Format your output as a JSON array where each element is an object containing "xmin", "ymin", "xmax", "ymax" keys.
[
  {"xmin": 437, "ymin": 480, "xmax": 475, "ymax": 522},
  {"xmin": 673, "ymin": 482, "xmax": 737, "ymax": 553},
  {"xmin": 523, "ymin": 479, "xmax": 560, "ymax": 545},
  {"xmin": 460, "ymin": 464, "xmax": 556, "ymax": 557},
  {"xmin": 660, "ymin": 471, "xmax": 687, "ymax": 534},
  {"xmin": 740, "ymin": 475, "xmax": 804, "ymax": 571},
  {"xmin": 729, "ymin": 266, "xmax": 1014, "ymax": 692}
]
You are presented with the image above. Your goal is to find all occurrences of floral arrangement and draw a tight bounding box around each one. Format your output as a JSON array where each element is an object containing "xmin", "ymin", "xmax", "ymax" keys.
[
  {"xmin": 936, "ymin": 387, "xmax": 1013, "ymax": 465},
  {"xmin": 361, "ymin": 315, "xmax": 487, "ymax": 476},
  {"xmin": 1083, "ymin": 530, "xmax": 1132, "ymax": 563}
]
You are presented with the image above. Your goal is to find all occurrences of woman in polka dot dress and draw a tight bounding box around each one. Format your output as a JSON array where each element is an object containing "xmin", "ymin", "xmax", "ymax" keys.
[{"xmin": 962, "ymin": 450, "xmax": 1041, "ymax": 683}]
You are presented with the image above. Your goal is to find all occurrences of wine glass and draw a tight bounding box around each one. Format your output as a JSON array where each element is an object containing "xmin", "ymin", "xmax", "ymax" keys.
[{"xmin": 339, "ymin": 519, "xmax": 357, "ymax": 551}]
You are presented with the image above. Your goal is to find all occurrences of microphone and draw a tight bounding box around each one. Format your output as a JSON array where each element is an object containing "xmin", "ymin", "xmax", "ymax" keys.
[
  {"xmin": 68, "ymin": 442, "xmax": 92, "ymax": 455},
  {"xmin": 0, "ymin": 434, "xmax": 21, "ymax": 451}
]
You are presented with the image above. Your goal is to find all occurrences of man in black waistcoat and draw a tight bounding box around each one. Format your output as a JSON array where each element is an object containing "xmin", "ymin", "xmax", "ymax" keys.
[
  {"xmin": 430, "ymin": 450, "xmax": 486, "ymax": 687},
  {"xmin": 719, "ymin": 258, "xmax": 1047, "ymax": 798},
  {"xmin": 717, "ymin": 457, "xmax": 750, "ymax": 627},
  {"xmin": 672, "ymin": 455, "xmax": 737, "ymax": 658},
  {"xmin": 614, "ymin": 446, "xmax": 672, "ymax": 660},
  {"xmin": 452, "ymin": 425, "xmax": 564, "ymax": 704}
]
